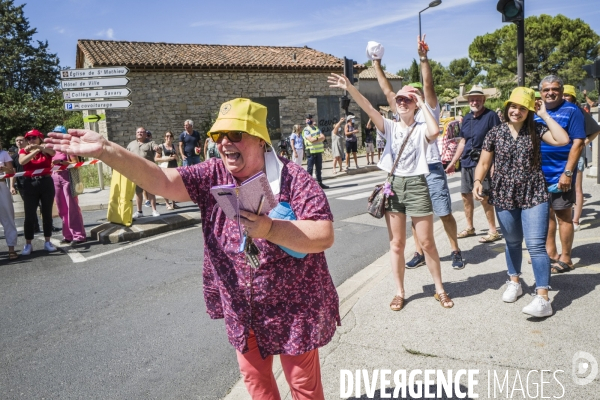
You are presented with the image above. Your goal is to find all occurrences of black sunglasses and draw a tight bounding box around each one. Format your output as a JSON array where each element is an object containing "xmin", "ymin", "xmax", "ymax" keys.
[{"xmin": 210, "ymin": 131, "xmax": 244, "ymax": 144}]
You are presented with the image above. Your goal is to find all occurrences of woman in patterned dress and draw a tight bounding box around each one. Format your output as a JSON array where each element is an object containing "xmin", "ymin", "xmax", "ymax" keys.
[
  {"xmin": 473, "ymin": 87, "xmax": 569, "ymax": 318},
  {"xmin": 46, "ymin": 98, "xmax": 338, "ymax": 400}
]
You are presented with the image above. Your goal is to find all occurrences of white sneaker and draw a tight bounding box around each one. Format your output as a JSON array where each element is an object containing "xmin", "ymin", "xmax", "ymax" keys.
[
  {"xmin": 22, "ymin": 243, "xmax": 32, "ymax": 255},
  {"xmin": 502, "ymin": 280, "xmax": 523, "ymax": 303},
  {"xmin": 522, "ymin": 295, "xmax": 553, "ymax": 317},
  {"xmin": 144, "ymin": 200, "xmax": 151, "ymax": 207},
  {"xmin": 133, "ymin": 211, "xmax": 142, "ymax": 219},
  {"xmin": 44, "ymin": 241, "xmax": 57, "ymax": 252},
  {"xmin": 152, "ymin": 210, "xmax": 160, "ymax": 217}
]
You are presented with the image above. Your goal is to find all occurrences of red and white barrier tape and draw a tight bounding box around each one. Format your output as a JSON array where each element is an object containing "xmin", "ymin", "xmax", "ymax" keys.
[{"xmin": 0, "ymin": 159, "xmax": 102, "ymax": 179}]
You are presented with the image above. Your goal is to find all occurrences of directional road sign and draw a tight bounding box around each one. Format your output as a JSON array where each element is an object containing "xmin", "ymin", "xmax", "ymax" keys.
[
  {"xmin": 61, "ymin": 67, "xmax": 129, "ymax": 79},
  {"xmin": 63, "ymin": 88, "xmax": 131, "ymax": 100},
  {"xmin": 61, "ymin": 77, "xmax": 129, "ymax": 90},
  {"xmin": 65, "ymin": 100, "xmax": 131, "ymax": 111},
  {"xmin": 83, "ymin": 114, "xmax": 107, "ymax": 123}
]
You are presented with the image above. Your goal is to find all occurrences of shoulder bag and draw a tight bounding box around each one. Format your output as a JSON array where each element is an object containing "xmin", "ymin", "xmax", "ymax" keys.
[{"xmin": 367, "ymin": 123, "xmax": 417, "ymax": 218}]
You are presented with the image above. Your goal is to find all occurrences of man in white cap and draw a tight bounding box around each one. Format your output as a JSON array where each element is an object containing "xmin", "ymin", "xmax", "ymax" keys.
[{"xmin": 446, "ymin": 85, "xmax": 502, "ymax": 243}]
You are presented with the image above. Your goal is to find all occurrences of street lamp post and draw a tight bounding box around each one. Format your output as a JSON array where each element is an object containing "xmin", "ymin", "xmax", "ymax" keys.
[{"xmin": 418, "ymin": 0, "xmax": 442, "ymax": 83}]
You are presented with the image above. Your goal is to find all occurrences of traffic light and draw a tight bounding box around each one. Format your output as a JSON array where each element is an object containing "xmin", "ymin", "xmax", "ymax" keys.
[
  {"xmin": 497, "ymin": 0, "xmax": 524, "ymax": 23},
  {"xmin": 343, "ymin": 57, "xmax": 358, "ymax": 85},
  {"xmin": 340, "ymin": 96, "xmax": 351, "ymax": 113}
]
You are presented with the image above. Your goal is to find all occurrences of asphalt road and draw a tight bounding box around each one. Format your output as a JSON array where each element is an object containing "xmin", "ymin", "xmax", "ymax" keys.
[{"xmin": 0, "ymin": 169, "xmax": 472, "ymax": 399}]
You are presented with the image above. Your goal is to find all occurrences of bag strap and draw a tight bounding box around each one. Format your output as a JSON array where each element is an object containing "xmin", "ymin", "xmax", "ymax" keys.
[{"xmin": 387, "ymin": 122, "xmax": 417, "ymax": 179}]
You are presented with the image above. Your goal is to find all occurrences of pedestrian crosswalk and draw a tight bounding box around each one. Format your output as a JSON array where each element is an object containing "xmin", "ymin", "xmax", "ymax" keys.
[{"xmin": 323, "ymin": 170, "xmax": 464, "ymax": 206}]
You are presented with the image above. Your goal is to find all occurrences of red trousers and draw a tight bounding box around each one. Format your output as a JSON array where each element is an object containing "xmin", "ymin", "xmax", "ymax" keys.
[{"xmin": 236, "ymin": 330, "xmax": 325, "ymax": 400}]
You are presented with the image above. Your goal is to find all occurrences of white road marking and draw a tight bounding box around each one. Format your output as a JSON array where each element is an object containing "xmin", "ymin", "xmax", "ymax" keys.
[
  {"xmin": 50, "ymin": 238, "xmax": 88, "ymax": 263},
  {"xmin": 55, "ymin": 226, "xmax": 200, "ymax": 263}
]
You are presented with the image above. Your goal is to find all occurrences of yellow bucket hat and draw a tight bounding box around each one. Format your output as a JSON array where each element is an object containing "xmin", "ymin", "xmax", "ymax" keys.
[
  {"xmin": 563, "ymin": 85, "xmax": 577, "ymax": 98},
  {"xmin": 505, "ymin": 87, "xmax": 535, "ymax": 111},
  {"xmin": 208, "ymin": 98, "xmax": 271, "ymax": 145}
]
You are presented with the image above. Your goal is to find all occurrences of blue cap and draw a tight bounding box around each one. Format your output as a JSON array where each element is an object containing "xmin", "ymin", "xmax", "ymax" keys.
[{"xmin": 52, "ymin": 125, "xmax": 67, "ymax": 134}]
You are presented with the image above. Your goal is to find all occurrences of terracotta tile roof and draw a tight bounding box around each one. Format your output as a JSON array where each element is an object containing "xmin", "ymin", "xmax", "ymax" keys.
[
  {"xmin": 76, "ymin": 40, "xmax": 355, "ymax": 72},
  {"xmin": 359, "ymin": 66, "xmax": 403, "ymax": 80}
]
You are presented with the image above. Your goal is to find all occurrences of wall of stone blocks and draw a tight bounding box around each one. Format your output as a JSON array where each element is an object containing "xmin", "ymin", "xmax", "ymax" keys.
[{"xmin": 81, "ymin": 67, "xmax": 360, "ymax": 149}]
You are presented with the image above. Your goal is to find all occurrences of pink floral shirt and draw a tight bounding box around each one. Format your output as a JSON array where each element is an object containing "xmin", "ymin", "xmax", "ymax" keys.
[{"xmin": 178, "ymin": 158, "xmax": 340, "ymax": 358}]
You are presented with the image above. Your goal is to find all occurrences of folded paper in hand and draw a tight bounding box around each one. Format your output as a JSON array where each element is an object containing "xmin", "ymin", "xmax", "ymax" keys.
[{"xmin": 210, "ymin": 172, "xmax": 277, "ymax": 219}]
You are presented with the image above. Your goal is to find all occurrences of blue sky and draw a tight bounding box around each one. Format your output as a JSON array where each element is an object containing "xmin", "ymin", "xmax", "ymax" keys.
[{"xmin": 22, "ymin": 0, "xmax": 600, "ymax": 74}]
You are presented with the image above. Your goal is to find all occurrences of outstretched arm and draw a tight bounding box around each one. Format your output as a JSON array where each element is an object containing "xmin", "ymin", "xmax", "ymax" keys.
[
  {"xmin": 418, "ymin": 34, "xmax": 438, "ymax": 110},
  {"xmin": 45, "ymin": 129, "xmax": 191, "ymax": 202},
  {"xmin": 373, "ymin": 59, "xmax": 396, "ymax": 111},
  {"xmin": 328, "ymin": 73, "xmax": 384, "ymax": 132}
]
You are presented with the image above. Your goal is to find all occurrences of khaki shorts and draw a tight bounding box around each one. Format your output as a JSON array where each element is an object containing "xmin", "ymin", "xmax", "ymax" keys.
[{"xmin": 385, "ymin": 175, "xmax": 433, "ymax": 217}]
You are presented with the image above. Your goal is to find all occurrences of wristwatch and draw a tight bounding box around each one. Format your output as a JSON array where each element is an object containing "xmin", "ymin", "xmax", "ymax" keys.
[
  {"xmin": 564, "ymin": 170, "xmax": 573, "ymax": 177},
  {"xmin": 420, "ymin": 56, "xmax": 428, "ymax": 62}
]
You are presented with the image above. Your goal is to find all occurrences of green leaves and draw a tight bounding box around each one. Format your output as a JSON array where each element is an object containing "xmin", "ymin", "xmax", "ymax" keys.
[
  {"xmin": 0, "ymin": 0, "xmax": 81, "ymax": 145},
  {"xmin": 469, "ymin": 14, "xmax": 600, "ymax": 95}
]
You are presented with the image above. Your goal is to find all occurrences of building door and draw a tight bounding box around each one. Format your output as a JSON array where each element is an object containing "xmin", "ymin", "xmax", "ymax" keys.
[{"xmin": 316, "ymin": 96, "xmax": 341, "ymax": 141}]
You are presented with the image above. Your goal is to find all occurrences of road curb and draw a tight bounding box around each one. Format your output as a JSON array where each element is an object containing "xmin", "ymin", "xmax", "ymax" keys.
[{"xmin": 90, "ymin": 212, "xmax": 201, "ymax": 244}]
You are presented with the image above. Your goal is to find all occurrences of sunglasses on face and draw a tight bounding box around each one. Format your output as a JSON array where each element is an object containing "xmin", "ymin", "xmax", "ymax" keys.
[
  {"xmin": 209, "ymin": 131, "xmax": 244, "ymax": 144},
  {"xmin": 26, "ymin": 137, "xmax": 39, "ymax": 141},
  {"xmin": 396, "ymin": 96, "xmax": 413, "ymax": 104}
]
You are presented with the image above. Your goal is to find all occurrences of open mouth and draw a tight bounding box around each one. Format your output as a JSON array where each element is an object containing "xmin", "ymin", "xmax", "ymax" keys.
[{"xmin": 223, "ymin": 150, "xmax": 241, "ymax": 161}]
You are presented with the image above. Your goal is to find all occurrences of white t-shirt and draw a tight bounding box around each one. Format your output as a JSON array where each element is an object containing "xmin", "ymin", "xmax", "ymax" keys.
[
  {"xmin": 415, "ymin": 102, "xmax": 441, "ymax": 164},
  {"xmin": 377, "ymin": 118, "xmax": 430, "ymax": 177},
  {"xmin": 0, "ymin": 150, "xmax": 11, "ymax": 165}
]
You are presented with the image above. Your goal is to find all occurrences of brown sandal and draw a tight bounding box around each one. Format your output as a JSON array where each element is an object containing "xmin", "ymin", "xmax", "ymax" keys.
[
  {"xmin": 8, "ymin": 251, "xmax": 19, "ymax": 260},
  {"xmin": 390, "ymin": 295, "xmax": 405, "ymax": 311},
  {"xmin": 457, "ymin": 228, "xmax": 476, "ymax": 238},
  {"xmin": 434, "ymin": 292, "xmax": 454, "ymax": 309}
]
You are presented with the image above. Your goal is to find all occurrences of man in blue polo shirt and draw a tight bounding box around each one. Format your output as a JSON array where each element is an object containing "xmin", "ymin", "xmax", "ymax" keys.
[
  {"xmin": 534, "ymin": 75, "xmax": 586, "ymax": 274},
  {"xmin": 446, "ymin": 85, "xmax": 502, "ymax": 243}
]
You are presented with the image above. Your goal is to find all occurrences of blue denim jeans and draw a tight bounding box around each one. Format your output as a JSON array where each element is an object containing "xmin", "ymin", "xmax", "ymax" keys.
[
  {"xmin": 495, "ymin": 202, "xmax": 550, "ymax": 289},
  {"xmin": 183, "ymin": 155, "xmax": 201, "ymax": 166}
]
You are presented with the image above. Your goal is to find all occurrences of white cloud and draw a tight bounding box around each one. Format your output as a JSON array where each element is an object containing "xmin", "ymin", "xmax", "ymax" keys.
[
  {"xmin": 97, "ymin": 28, "xmax": 115, "ymax": 39},
  {"xmin": 195, "ymin": 0, "xmax": 483, "ymax": 46},
  {"xmin": 55, "ymin": 27, "xmax": 66, "ymax": 34}
]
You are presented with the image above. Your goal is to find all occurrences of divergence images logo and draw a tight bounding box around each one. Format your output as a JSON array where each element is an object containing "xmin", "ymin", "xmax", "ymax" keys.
[{"xmin": 572, "ymin": 351, "xmax": 598, "ymax": 386}]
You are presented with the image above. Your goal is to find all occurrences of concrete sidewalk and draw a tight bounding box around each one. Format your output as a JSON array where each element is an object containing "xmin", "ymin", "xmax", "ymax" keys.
[{"xmin": 225, "ymin": 175, "xmax": 600, "ymax": 399}]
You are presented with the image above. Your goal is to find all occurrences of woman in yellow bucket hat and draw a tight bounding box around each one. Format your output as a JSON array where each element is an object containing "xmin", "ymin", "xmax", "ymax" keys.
[
  {"xmin": 472, "ymin": 87, "xmax": 570, "ymax": 318},
  {"xmin": 45, "ymin": 98, "xmax": 338, "ymax": 399}
]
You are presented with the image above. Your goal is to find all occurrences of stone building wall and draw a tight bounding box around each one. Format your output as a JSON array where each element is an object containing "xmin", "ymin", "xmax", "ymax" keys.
[{"xmin": 86, "ymin": 70, "xmax": 361, "ymax": 148}]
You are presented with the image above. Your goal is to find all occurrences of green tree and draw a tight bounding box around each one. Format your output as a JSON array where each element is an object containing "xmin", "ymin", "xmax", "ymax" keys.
[
  {"xmin": 444, "ymin": 58, "xmax": 482, "ymax": 89},
  {"xmin": 469, "ymin": 14, "xmax": 600, "ymax": 97},
  {"xmin": 363, "ymin": 60, "xmax": 386, "ymax": 70},
  {"xmin": 397, "ymin": 59, "xmax": 420, "ymax": 83},
  {"xmin": 0, "ymin": 0, "xmax": 81, "ymax": 144}
]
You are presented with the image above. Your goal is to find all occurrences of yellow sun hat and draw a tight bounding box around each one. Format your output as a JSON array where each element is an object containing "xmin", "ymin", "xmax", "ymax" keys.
[
  {"xmin": 208, "ymin": 98, "xmax": 271, "ymax": 145},
  {"xmin": 504, "ymin": 87, "xmax": 536, "ymax": 111},
  {"xmin": 563, "ymin": 85, "xmax": 577, "ymax": 98}
]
